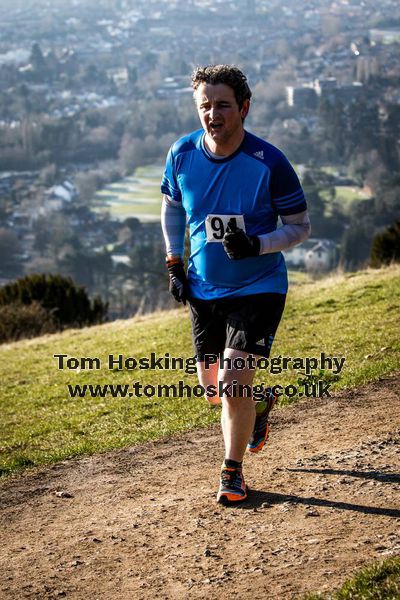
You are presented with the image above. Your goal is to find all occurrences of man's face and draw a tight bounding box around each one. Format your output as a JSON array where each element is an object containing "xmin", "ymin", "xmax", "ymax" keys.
[{"xmin": 194, "ymin": 83, "xmax": 249, "ymax": 150}]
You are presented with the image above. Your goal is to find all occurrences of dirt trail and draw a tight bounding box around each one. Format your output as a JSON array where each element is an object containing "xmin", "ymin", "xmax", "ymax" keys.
[{"xmin": 1, "ymin": 375, "xmax": 399, "ymax": 600}]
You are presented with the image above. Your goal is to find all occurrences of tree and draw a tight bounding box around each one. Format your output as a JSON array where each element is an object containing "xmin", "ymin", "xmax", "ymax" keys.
[
  {"xmin": 33, "ymin": 216, "xmax": 51, "ymax": 255},
  {"xmin": 128, "ymin": 65, "xmax": 138, "ymax": 86},
  {"xmin": 0, "ymin": 273, "xmax": 107, "ymax": 328},
  {"xmin": 301, "ymin": 173, "xmax": 325, "ymax": 235},
  {"xmin": 317, "ymin": 97, "xmax": 346, "ymax": 163},
  {"xmin": 30, "ymin": 42, "xmax": 46, "ymax": 74},
  {"xmin": 0, "ymin": 197, "xmax": 10, "ymax": 226},
  {"xmin": 0, "ymin": 228, "xmax": 21, "ymax": 276},
  {"xmin": 340, "ymin": 214, "xmax": 375, "ymax": 270},
  {"xmin": 75, "ymin": 172, "xmax": 99, "ymax": 204},
  {"xmin": 39, "ymin": 163, "xmax": 58, "ymax": 186},
  {"xmin": 321, "ymin": 15, "xmax": 342, "ymax": 37},
  {"xmin": 370, "ymin": 220, "xmax": 400, "ymax": 267},
  {"xmin": 58, "ymin": 242, "xmax": 96, "ymax": 288},
  {"xmin": 347, "ymin": 101, "xmax": 379, "ymax": 158},
  {"xmin": 118, "ymin": 134, "xmax": 144, "ymax": 173}
]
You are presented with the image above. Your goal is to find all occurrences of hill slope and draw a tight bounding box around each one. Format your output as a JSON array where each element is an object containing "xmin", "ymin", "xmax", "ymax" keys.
[
  {"xmin": 1, "ymin": 265, "xmax": 400, "ymax": 476},
  {"xmin": 0, "ymin": 374, "xmax": 399, "ymax": 599}
]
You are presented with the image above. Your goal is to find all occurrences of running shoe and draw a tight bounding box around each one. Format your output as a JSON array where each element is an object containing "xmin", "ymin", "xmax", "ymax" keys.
[
  {"xmin": 217, "ymin": 465, "xmax": 247, "ymax": 505},
  {"xmin": 247, "ymin": 391, "xmax": 277, "ymax": 453}
]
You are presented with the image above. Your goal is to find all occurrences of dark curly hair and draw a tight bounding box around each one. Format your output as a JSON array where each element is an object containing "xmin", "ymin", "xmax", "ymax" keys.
[{"xmin": 191, "ymin": 64, "xmax": 252, "ymax": 109}]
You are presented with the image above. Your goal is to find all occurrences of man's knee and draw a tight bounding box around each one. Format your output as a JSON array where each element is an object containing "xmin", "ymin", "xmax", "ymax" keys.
[
  {"xmin": 220, "ymin": 380, "xmax": 253, "ymax": 402},
  {"xmin": 196, "ymin": 361, "xmax": 221, "ymax": 405}
]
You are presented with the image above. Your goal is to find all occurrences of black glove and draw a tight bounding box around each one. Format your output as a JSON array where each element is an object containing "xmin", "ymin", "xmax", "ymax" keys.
[
  {"xmin": 166, "ymin": 257, "xmax": 188, "ymax": 305},
  {"xmin": 222, "ymin": 218, "xmax": 260, "ymax": 260}
]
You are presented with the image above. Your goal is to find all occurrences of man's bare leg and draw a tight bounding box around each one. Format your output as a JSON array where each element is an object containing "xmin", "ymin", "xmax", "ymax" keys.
[
  {"xmin": 219, "ymin": 348, "xmax": 259, "ymax": 462},
  {"xmin": 196, "ymin": 349, "xmax": 260, "ymax": 459},
  {"xmin": 196, "ymin": 359, "xmax": 221, "ymax": 405},
  {"xmin": 197, "ymin": 348, "xmax": 262, "ymax": 504}
]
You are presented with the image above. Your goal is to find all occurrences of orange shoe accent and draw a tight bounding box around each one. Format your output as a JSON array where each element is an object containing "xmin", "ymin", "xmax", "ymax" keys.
[
  {"xmin": 248, "ymin": 421, "xmax": 270, "ymax": 453},
  {"xmin": 247, "ymin": 391, "xmax": 276, "ymax": 453},
  {"xmin": 217, "ymin": 466, "xmax": 247, "ymax": 505}
]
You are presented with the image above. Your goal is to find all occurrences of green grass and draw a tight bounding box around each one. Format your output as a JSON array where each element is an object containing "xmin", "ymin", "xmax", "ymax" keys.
[
  {"xmin": 1, "ymin": 265, "xmax": 399, "ymax": 477},
  {"xmin": 319, "ymin": 166, "xmax": 339, "ymax": 176},
  {"xmin": 334, "ymin": 186, "xmax": 370, "ymax": 203},
  {"xmin": 93, "ymin": 164, "xmax": 163, "ymax": 220},
  {"xmin": 287, "ymin": 269, "xmax": 314, "ymax": 286},
  {"xmin": 320, "ymin": 186, "xmax": 371, "ymax": 215},
  {"xmin": 304, "ymin": 556, "xmax": 400, "ymax": 600}
]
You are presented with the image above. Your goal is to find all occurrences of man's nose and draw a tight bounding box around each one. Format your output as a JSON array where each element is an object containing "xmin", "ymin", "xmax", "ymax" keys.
[{"xmin": 209, "ymin": 106, "xmax": 219, "ymax": 120}]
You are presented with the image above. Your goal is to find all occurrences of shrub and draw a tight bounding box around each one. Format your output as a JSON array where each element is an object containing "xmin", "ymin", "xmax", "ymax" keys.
[
  {"xmin": 370, "ymin": 220, "xmax": 400, "ymax": 267},
  {"xmin": 0, "ymin": 302, "xmax": 57, "ymax": 343},
  {"xmin": 0, "ymin": 273, "xmax": 107, "ymax": 343}
]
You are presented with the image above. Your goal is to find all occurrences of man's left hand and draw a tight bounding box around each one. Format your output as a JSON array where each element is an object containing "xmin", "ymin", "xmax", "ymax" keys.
[{"xmin": 222, "ymin": 218, "xmax": 260, "ymax": 260}]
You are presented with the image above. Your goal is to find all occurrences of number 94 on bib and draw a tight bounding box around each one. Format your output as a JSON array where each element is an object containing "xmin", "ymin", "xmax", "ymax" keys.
[{"xmin": 205, "ymin": 214, "xmax": 246, "ymax": 243}]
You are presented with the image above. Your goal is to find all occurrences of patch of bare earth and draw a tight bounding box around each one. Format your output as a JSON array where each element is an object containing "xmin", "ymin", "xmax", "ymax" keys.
[{"xmin": 1, "ymin": 375, "xmax": 399, "ymax": 600}]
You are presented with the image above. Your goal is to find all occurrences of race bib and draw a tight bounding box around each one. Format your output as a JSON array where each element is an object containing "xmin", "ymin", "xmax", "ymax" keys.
[{"xmin": 205, "ymin": 214, "xmax": 246, "ymax": 242}]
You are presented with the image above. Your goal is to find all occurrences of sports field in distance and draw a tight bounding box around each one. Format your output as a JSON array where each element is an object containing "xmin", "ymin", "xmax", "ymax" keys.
[{"xmin": 93, "ymin": 165, "xmax": 163, "ymax": 221}]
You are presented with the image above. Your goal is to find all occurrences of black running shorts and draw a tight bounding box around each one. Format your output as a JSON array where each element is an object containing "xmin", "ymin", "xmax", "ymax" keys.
[{"xmin": 188, "ymin": 293, "xmax": 286, "ymax": 361}]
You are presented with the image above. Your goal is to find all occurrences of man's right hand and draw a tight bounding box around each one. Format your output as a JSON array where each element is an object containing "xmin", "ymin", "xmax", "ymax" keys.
[{"xmin": 166, "ymin": 257, "xmax": 188, "ymax": 305}]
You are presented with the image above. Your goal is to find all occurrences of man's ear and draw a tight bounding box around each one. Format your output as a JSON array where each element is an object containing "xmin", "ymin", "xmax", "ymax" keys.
[{"xmin": 241, "ymin": 99, "xmax": 250, "ymax": 119}]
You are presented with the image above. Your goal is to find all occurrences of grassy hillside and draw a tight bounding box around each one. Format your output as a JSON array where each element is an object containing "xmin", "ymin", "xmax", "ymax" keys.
[
  {"xmin": 305, "ymin": 556, "xmax": 400, "ymax": 600},
  {"xmin": 1, "ymin": 265, "xmax": 399, "ymax": 477}
]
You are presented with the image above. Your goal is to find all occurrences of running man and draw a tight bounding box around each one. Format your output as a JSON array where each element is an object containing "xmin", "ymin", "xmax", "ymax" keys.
[{"xmin": 161, "ymin": 64, "xmax": 311, "ymax": 505}]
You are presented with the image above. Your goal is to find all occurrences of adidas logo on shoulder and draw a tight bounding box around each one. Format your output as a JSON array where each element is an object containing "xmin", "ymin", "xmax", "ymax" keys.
[{"xmin": 253, "ymin": 150, "xmax": 264, "ymax": 159}]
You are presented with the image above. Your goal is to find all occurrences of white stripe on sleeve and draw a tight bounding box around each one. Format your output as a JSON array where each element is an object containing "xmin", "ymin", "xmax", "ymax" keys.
[{"xmin": 161, "ymin": 194, "xmax": 187, "ymax": 258}]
